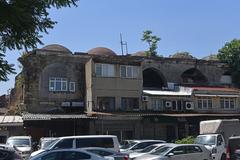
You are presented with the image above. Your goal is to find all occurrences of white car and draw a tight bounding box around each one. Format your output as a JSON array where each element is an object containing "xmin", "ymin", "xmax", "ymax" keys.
[
  {"xmin": 30, "ymin": 135, "xmax": 120, "ymax": 157},
  {"xmin": 6, "ymin": 136, "xmax": 32, "ymax": 159},
  {"xmin": 120, "ymin": 140, "xmax": 165, "ymax": 153},
  {"xmin": 135, "ymin": 143, "xmax": 212, "ymax": 160},
  {"xmin": 129, "ymin": 143, "xmax": 166, "ymax": 159}
]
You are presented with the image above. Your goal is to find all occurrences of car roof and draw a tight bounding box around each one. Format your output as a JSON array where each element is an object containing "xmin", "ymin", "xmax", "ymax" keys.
[
  {"xmin": 229, "ymin": 136, "xmax": 240, "ymax": 140},
  {"xmin": 58, "ymin": 135, "xmax": 117, "ymax": 139},
  {"xmin": 130, "ymin": 140, "xmax": 165, "ymax": 143},
  {"xmin": 7, "ymin": 136, "xmax": 31, "ymax": 139}
]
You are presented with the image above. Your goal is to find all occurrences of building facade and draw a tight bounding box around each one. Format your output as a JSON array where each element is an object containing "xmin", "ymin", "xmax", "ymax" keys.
[{"xmin": 12, "ymin": 44, "xmax": 240, "ymax": 142}]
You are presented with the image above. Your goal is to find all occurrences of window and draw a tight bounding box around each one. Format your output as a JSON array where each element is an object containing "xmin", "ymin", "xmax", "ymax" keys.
[
  {"xmin": 87, "ymin": 149, "xmax": 112, "ymax": 156},
  {"xmin": 152, "ymin": 98, "xmax": 163, "ymax": 111},
  {"xmin": 121, "ymin": 98, "xmax": 139, "ymax": 111},
  {"xmin": 69, "ymin": 82, "xmax": 76, "ymax": 92},
  {"xmin": 76, "ymin": 138, "xmax": 114, "ymax": 148},
  {"xmin": 197, "ymin": 97, "xmax": 212, "ymax": 109},
  {"xmin": 220, "ymin": 98, "xmax": 236, "ymax": 109},
  {"xmin": 61, "ymin": 151, "xmax": 91, "ymax": 160},
  {"xmin": 171, "ymin": 146, "xmax": 186, "ymax": 155},
  {"xmin": 95, "ymin": 63, "xmax": 115, "ymax": 77},
  {"xmin": 120, "ymin": 65, "xmax": 138, "ymax": 78},
  {"xmin": 41, "ymin": 152, "xmax": 59, "ymax": 160},
  {"xmin": 53, "ymin": 139, "xmax": 74, "ymax": 149},
  {"xmin": 97, "ymin": 97, "xmax": 115, "ymax": 111},
  {"xmin": 186, "ymin": 146, "xmax": 202, "ymax": 153},
  {"xmin": 49, "ymin": 77, "xmax": 67, "ymax": 91}
]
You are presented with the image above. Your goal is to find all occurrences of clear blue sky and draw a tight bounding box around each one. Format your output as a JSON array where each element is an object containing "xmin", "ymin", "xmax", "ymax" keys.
[{"xmin": 1, "ymin": 0, "xmax": 240, "ymax": 94}]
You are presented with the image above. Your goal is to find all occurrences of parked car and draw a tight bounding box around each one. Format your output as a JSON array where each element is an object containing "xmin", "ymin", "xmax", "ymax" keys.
[
  {"xmin": 6, "ymin": 136, "xmax": 32, "ymax": 159},
  {"xmin": 120, "ymin": 140, "xmax": 165, "ymax": 153},
  {"xmin": 129, "ymin": 143, "xmax": 166, "ymax": 159},
  {"xmin": 29, "ymin": 148, "xmax": 106, "ymax": 160},
  {"xmin": 38, "ymin": 137, "xmax": 58, "ymax": 150},
  {"xmin": 0, "ymin": 144, "xmax": 22, "ymax": 160},
  {"xmin": 235, "ymin": 149, "xmax": 240, "ymax": 160},
  {"xmin": 135, "ymin": 143, "xmax": 212, "ymax": 160},
  {"xmin": 30, "ymin": 135, "xmax": 120, "ymax": 157},
  {"xmin": 83, "ymin": 147, "xmax": 129, "ymax": 160},
  {"xmin": 226, "ymin": 136, "xmax": 240, "ymax": 160}
]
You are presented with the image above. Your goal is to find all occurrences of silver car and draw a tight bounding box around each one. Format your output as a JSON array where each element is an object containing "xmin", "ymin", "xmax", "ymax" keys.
[
  {"xmin": 120, "ymin": 140, "xmax": 165, "ymax": 153},
  {"xmin": 29, "ymin": 148, "xmax": 106, "ymax": 160},
  {"xmin": 83, "ymin": 147, "xmax": 129, "ymax": 160},
  {"xmin": 135, "ymin": 143, "xmax": 212, "ymax": 160},
  {"xmin": 129, "ymin": 143, "xmax": 166, "ymax": 159}
]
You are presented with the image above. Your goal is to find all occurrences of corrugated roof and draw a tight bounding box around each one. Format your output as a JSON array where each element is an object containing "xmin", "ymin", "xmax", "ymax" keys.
[
  {"xmin": 0, "ymin": 116, "xmax": 23, "ymax": 126},
  {"xmin": 192, "ymin": 87, "xmax": 240, "ymax": 92},
  {"xmin": 22, "ymin": 113, "xmax": 97, "ymax": 121}
]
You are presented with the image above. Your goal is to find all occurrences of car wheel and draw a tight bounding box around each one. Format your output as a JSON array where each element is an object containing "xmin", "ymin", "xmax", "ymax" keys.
[{"xmin": 221, "ymin": 154, "xmax": 226, "ymax": 160}]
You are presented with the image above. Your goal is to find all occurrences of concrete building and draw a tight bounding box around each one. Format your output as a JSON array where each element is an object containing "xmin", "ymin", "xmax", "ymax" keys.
[{"xmin": 11, "ymin": 44, "xmax": 240, "ymax": 142}]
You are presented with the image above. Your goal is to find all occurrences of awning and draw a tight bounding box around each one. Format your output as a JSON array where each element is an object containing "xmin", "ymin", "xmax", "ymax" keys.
[
  {"xmin": 143, "ymin": 90, "xmax": 192, "ymax": 96},
  {"xmin": 22, "ymin": 113, "xmax": 97, "ymax": 121},
  {"xmin": 0, "ymin": 116, "xmax": 23, "ymax": 126},
  {"xmin": 194, "ymin": 94, "xmax": 239, "ymax": 97}
]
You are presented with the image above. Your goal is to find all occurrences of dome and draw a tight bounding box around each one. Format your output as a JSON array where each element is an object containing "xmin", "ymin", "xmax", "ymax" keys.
[
  {"xmin": 202, "ymin": 54, "xmax": 218, "ymax": 61},
  {"xmin": 88, "ymin": 47, "xmax": 116, "ymax": 56},
  {"xmin": 171, "ymin": 52, "xmax": 195, "ymax": 59},
  {"xmin": 132, "ymin": 51, "xmax": 148, "ymax": 57},
  {"xmin": 41, "ymin": 44, "xmax": 72, "ymax": 54}
]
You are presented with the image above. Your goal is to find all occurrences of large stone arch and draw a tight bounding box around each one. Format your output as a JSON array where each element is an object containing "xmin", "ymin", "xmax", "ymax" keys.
[
  {"xmin": 143, "ymin": 67, "xmax": 167, "ymax": 89},
  {"xmin": 181, "ymin": 68, "xmax": 208, "ymax": 84}
]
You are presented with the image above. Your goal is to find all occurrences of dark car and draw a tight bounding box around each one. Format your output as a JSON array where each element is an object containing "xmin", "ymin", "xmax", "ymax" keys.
[
  {"xmin": 226, "ymin": 136, "xmax": 240, "ymax": 160},
  {"xmin": 0, "ymin": 144, "xmax": 22, "ymax": 160},
  {"xmin": 83, "ymin": 147, "xmax": 129, "ymax": 160}
]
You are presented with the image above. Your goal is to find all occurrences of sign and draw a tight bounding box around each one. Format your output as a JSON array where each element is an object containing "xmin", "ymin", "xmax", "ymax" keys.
[{"xmin": 61, "ymin": 102, "xmax": 71, "ymax": 107}]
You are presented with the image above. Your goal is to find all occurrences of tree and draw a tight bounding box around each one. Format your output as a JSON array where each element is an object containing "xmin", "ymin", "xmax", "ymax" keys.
[
  {"xmin": 0, "ymin": 53, "xmax": 15, "ymax": 81},
  {"xmin": 141, "ymin": 30, "xmax": 161, "ymax": 57},
  {"xmin": 170, "ymin": 51, "xmax": 195, "ymax": 59},
  {"xmin": 217, "ymin": 39, "xmax": 240, "ymax": 86},
  {"xmin": 0, "ymin": 0, "xmax": 78, "ymax": 81}
]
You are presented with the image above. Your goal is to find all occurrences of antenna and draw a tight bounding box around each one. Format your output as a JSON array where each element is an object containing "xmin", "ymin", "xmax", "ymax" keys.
[{"xmin": 120, "ymin": 33, "xmax": 128, "ymax": 55}]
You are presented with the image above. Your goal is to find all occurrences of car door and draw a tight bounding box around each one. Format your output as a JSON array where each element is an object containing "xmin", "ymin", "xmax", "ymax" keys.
[
  {"xmin": 61, "ymin": 151, "xmax": 92, "ymax": 160},
  {"xmin": 166, "ymin": 146, "xmax": 190, "ymax": 160},
  {"xmin": 185, "ymin": 145, "xmax": 205, "ymax": 160}
]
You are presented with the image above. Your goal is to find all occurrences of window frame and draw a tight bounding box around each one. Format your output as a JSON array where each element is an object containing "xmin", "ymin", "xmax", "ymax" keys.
[
  {"xmin": 220, "ymin": 98, "xmax": 236, "ymax": 109},
  {"xmin": 95, "ymin": 63, "xmax": 115, "ymax": 77},
  {"xmin": 120, "ymin": 65, "xmax": 138, "ymax": 79},
  {"xmin": 49, "ymin": 77, "xmax": 68, "ymax": 92},
  {"xmin": 69, "ymin": 82, "xmax": 76, "ymax": 92},
  {"xmin": 197, "ymin": 97, "xmax": 212, "ymax": 109}
]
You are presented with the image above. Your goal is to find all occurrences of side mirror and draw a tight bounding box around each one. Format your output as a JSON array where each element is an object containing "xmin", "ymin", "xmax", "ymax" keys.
[
  {"xmin": 217, "ymin": 141, "xmax": 222, "ymax": 146},
  {"xmin": 167, "ymin": 153, "xmax": 174, "ymax": 157}
]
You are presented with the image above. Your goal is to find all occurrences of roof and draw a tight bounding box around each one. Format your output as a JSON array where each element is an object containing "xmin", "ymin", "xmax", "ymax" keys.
[
  {"xmin": 192, "ymin": 87, "xmax": 239, "ymax": 92},
  {"xmin": 0, "ymin": 116, "xmax": 23, "ymax": 126},
  {"xmin": 143, "ymin": 87, "xmax": 193, "ymax": 96},
  {"xmin": 22, "ymin": 113, "xmax": 97, "ymax": 121}
]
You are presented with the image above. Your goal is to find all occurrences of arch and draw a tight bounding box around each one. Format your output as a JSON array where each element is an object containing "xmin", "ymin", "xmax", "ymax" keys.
[
  {"xmin": 181, "ymin": 68, "xmax": 208, "ymax": 84},
  {"xmin": 143, "ymin": 68, "xmax": 167, "ymax": 89}
]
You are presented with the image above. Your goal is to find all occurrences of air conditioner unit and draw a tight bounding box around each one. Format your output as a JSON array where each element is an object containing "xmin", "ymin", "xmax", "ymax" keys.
[
  {"xmin": 165, "ymin": 101, "xmax": 172, "ymax": 108},
  {"xmin": 142, "ymin": 96, "xmax": 149, "ymax": 102},
  {"xmin": 185, "ymin": 102, "xmax": 194, "ymax": 110}
]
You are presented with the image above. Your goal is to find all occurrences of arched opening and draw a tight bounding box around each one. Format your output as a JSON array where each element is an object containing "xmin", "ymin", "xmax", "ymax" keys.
[
  {"xmin": 181, "ymin": 68, "xmax": 208, "ymax": 84},
  {"xmin": 143, "ymin": 68, "xmax": 167, "ymax": 89}
]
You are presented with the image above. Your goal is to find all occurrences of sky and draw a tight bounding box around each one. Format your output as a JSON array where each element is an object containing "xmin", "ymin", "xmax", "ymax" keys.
[{"xmin": 1, "ymin": 0, "xmax": 240, "ymax": 94}]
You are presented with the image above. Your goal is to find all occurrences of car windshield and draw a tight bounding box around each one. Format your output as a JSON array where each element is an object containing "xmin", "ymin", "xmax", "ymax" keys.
[
  {"xmin": 139, "ymin": 145, "xmax": 157, "ymax": 153},
  {"xmin": 44, "ymin": 138, "xmax": 60, "ymax": 150},
  {"xmin": 121, "ymin": 142, "xmax": 137, "ymax": 149},
  {"xmin": 41, "ymin": 139, "xmax": 58, "ymax": 149},
  {"xmin": 7, "ymin": 139, "xmax": 30, "ymax": 146},
  {"xmin": 195, "ymin": 135, "xmax": 216, "ymax": 145},
  {"xmin": 151, "ymin": 146, "xmax": 172, "ymax": 156}
]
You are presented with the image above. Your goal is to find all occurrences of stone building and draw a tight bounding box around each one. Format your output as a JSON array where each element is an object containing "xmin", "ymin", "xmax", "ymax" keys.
[{"xmin": 12, "ymin": 44, "xmax": 240, "ymax": 142}]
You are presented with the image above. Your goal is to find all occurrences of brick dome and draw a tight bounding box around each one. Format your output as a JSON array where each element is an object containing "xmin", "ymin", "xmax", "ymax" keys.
[{"xmin": 88, "ymin": 47, "xmax": 116, "ymax": 56}]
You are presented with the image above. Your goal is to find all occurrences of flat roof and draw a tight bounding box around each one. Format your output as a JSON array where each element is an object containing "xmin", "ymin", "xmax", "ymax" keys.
[{"xmin": 0, "ymin": 116, "xmax": 23, "ymax": 126}]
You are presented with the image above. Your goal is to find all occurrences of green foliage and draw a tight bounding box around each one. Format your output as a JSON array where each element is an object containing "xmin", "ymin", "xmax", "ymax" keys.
[
  {"xmin": 0, "ymin": 53, "xmax": 15, "ymax": 81},
  {"xmin": 175, "ymin": 136, "xmax": 196, "ymax": 144},
  {"xmin": 171, "ymin": 51, "xmax": 195, "ymax": 59},
  {"xmin": 217, "ymin": 39, "xmax": 240, "ymax": 86},
  {"xmin": 0, "ymin": 0, "xmax": 78, "ymax": 81},
  {"xmin": 141, "ymin": 30, "xmax": 161, "ymax": 57}
]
